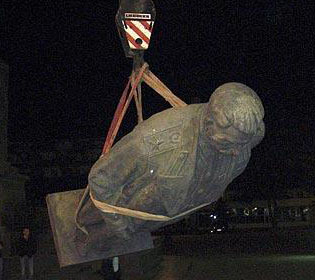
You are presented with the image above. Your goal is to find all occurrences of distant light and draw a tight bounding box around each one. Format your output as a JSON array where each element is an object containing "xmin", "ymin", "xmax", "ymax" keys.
[
  {"xmin": 217, "ymin": 229, "xmax": 222, "ymax": 232},
  {"xmin": 244, "ymin": 209, "xmax": 250, "ymax": 216},
  {"xmin": 253, "ymin": 207, "xmax": 258, "ymax": 211},
  {"xmin": 210, "ymin": 214, "xmax": 213, "ymax": 217},
  {"xmin": 213, "ymin": 215, "xmax": 217, "ymax": 219},
  {"xmin": 265, "ymin": 255, "xmax": 315, "ymax": 263}
]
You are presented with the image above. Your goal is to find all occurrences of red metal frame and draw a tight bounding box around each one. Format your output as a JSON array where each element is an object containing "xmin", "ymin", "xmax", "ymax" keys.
[{"xmin": 102, "ymin": 63, "xmax": 148, "ymax": 155}]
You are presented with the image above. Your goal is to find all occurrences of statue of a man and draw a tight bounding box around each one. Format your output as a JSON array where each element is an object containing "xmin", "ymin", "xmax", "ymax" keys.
[{"xmin": 76, "ymin": 82, "xmax": 265, "ymax": 251}]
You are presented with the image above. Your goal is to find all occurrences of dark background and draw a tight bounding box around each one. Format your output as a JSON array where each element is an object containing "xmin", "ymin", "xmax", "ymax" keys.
[{"xmin": 1, "ymin": 1, "xmax": 314, "ymax": 201}]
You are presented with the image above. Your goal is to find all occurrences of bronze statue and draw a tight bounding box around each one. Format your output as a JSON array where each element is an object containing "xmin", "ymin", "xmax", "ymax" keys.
[
  {"xmin": 77, "ymin": 82, "xmax": 264, "ymax": 242},
  {"xmin": 47, "ymin": 82, "xmax": 265, "ymax": 266}
]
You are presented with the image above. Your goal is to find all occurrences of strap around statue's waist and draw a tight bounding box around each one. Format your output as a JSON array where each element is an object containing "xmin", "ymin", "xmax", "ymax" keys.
[{"xmin": 89, "ymin": 189, "xmax": 211, "ymax": 222}]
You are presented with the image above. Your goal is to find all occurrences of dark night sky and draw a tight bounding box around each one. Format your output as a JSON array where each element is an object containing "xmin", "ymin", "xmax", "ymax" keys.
[{"xmin": 1, "ymin": 1, "xmax": 315, "ymax": 199}]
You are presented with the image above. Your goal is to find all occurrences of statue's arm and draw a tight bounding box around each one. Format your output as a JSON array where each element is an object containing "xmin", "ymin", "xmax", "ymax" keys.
[{"xmin": 88, "ymin": 131, "xmax": 145, "ymax": 204}]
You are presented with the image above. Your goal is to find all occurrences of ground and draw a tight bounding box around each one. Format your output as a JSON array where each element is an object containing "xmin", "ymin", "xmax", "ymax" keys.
[
  {"xmin": 5, "ymin": 251, "xmax": 315, "ymax": 280},
  {"xmin": 152, "ymin": 254, "xmax": 315, "ymax": 280},
  {"xmin": 3, "ymin": 230, "xmax": 315, "ymax": 280}
]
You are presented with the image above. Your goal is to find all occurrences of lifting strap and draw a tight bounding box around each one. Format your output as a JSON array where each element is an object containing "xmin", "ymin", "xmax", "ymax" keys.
[
  {"xmin": 102, "ymin": 63, "xmax": 187, "ymax": 154},
  {"xmin": 75, "ymin": 63, "xmax": 187, "ymax": 234},
  {"xmin": 102, "ymin": 63, "xmax": 149, "ymax": 155},
  {"xmin": 90, "ymin": 191, "xmax": 212, "ymax": 222}
]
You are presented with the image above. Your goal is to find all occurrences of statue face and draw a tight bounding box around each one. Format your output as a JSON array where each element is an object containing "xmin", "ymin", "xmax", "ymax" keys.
[{"xmin": 204, "ymin": 108, "xmax": 251, "ymax": 156}]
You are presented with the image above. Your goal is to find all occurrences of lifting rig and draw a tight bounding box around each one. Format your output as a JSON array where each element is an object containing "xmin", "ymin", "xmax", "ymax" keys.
[
  {"xmin": 46, "ymin": 0, "xmax": 187, "ymax": 267},
  {"xmin": 103, "ymin": 0, "xmax": 186, "ymax": 155}
]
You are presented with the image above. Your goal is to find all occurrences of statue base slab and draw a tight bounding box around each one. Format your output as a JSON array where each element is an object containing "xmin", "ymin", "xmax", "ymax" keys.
[{"xmin": 46, "ymin": 189, "xmax": 154, "ymax": 267}]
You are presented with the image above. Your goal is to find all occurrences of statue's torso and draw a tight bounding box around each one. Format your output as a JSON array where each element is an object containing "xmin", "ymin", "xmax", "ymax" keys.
[
  {"xmin": 122, "ymin": 104, "xmax": 252, "ymax": 217},
  {"xmin": 186, "ymin": 142, "xmax": 251, "ymax": 210},
  {"xmin": 84, "ymin": 103, "xmax": 255, "ymax": 237}
]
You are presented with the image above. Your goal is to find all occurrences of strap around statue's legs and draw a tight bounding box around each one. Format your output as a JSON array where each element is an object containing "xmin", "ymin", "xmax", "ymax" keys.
[{"xmin": 90, "ymin": 190, "xmax": 211, "ymax": 222}]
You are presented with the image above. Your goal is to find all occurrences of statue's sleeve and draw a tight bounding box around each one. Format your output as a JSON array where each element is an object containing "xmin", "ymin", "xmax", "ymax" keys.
[{"xmin": 88, "ymin": 130, "xmax": 146, "ymax": 204}]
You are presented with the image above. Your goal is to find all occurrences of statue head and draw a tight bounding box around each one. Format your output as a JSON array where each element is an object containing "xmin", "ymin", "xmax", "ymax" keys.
[{"xmin": 203, "ymin": 82, "xmax": 265, "ymax": 155}]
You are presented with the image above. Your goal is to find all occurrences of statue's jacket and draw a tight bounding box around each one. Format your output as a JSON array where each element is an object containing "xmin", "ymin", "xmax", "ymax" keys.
[{"xmin": 89, "ymin": 104, "xmax": 252, "ymax": 221}]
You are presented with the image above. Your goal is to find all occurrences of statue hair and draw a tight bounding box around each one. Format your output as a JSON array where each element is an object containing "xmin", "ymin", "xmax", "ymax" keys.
[{"xmin": 209, "ymin": 82, "xmax": 265, "ymax": 135}]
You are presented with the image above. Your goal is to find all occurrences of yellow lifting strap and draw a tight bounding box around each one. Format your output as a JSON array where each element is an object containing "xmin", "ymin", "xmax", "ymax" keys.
[
  {"xmin": 76, "ymin": 64, "xmax": 188, "ymax": 235},
  {"xmin": 90, "ymin": 191, "xmax": 212, "ymax": 222},
  {"xmin": 90, "ymin": 64, "xmax": 192, "ymax": 222},
  {"xmin": 132, "ymin": 63, "xmax": 187, "ymax": 124},
  {"xmin": 142, "ymin": 69, "xmax": 187, "ymax": 108}
]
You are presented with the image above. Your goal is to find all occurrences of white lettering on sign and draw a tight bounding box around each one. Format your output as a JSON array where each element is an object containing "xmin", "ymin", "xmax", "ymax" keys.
[{"xmin": 125, "ymin": 13, "xmax": 151, "ymax": 20}]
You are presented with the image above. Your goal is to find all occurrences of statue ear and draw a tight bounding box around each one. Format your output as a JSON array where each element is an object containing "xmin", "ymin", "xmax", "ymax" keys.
[{"xmin": 251, "ymin": 122, "xmax": 265, "ymax": 148}]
